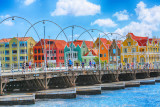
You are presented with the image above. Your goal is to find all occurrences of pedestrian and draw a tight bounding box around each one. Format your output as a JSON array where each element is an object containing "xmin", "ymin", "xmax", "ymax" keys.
[
  {"xmin": 76, "ymin": 62, "xmax": 79, "ymax": 69},
  {"xmin": 122, "ymin": 61, "xmax": 125, "ymax": 70},
  {"xmin": 89, "ymin": 61, "xmax": 92, "ymax": 68},
  {"xmin": 29, "ymin": 60, "xmax": 32, "ymax": 72},
  {"xmin": 93, "ymin": 61, "xmax": 96, "ymax": 69},
  {"xmin": 82, "ymin": 62, "xmax": 84, "ymax": 69},
  {"xmin": 68, "ymin": 59, "xmax": 72, "ymax": 69},
  {"xmin": 22, "ymin": 61, "xmax": 25, "ymax": 73},
  {"xmin": 26, "ymin": 62, "xmax": 29, "ymax": 72}
]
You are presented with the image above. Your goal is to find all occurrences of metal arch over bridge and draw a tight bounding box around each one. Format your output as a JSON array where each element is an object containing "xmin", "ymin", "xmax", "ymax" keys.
[{"xmin": 0, "ymin": 16, "xmax": 160, "ymax": 96}]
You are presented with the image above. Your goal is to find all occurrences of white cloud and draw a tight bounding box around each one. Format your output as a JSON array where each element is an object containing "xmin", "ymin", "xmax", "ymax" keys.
[
  {"xmin": 115, "ymin": 1, "xmax": 160, "ymax": 37},
  {"xmin": 91, "ymin": 18, "xmax": 117, "ymax": 27},
  {"xmin": 113, "ymin": 10, "xmax": 129, "ymax": 21},
  {"xmin": 24, "ymin": 0, "xmax": 36, "ymax": 6},
  {"xmin": 51, "ymin": 0, "xmax": 100, "ymax": 16},
  {"xmin": 0, "ymin": 15, "xmax": 14, "ymax": 26},
  {"xmin": 3, "ymin": 20, "xmax": 14, "ymax": 26}
]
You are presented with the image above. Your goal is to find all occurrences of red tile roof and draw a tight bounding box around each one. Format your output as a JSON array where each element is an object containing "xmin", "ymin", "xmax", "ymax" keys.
[
  {"xmin": 84, "ymin": 49, "xmax": 98, "ymax": 56},
  {"xmin": 129, "ymin": 33, "xmax": 148, "ymax": 46},
  {"xmin": 84, "ymin": 41, "xmax": 93, "ymax": 48},
  {"xmin": 35, "ymin": 39, "xmax": 66, "ymax": 49},
  {"xmin": 99, "ymin": 38, "xmax": 112, "ymax": 49},
  {"xmin": 0, "ymin": 38, "xmax": 12, "ymax": 43},
  {"xmin": 15, "ymin": 37, "xmax": 30, "ymax": 41},
  {"xmin": 130, "ymin": 33, "xmax": 148, "ymax": 41},
  {"xmin": 67, "ymin": 40, "xmax": 93, "ymax": 48}
]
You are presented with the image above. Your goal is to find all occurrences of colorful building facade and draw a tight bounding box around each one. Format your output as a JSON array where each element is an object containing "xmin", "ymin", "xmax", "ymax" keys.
[
  {"xmin": 0, "ymin": 37, "xmax": 36, "ymax": 68},
  {"xmin": 64, "ymin": 40, "xmax": 93, "ymax": 65},
  {"xmin": 93, "ymin": 38, "xmax": 111, "ymax": 63},
  {"xmin": 33, "ymin": 39, "xmax": 66, "ymax": 67},
  {"xmin": 121, "ymin": 33, "xmax": 160, "ymax": 66}
]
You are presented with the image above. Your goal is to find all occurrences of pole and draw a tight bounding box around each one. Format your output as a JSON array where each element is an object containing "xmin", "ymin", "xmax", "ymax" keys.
[
  {"xmin": 116, "ymin": 38, "xmax": 118, "ymax": 70},
  {"xmin": 44, "ymin": 26, "xmax": 47, "ymax": 72},
  {"xmin": 49, "ymin": 36, "xmax": 50, "ymax": 70},
  {"xmin": 72, "ymin": 26, "xmax": 74, "ymax": 69},
  {"xmin": 99, "ymin": 34, "xmax": 101, "ymax": 70},
  {"xmin": 17, "ymin": 34, "xmax": 20, "ymax": 72}
]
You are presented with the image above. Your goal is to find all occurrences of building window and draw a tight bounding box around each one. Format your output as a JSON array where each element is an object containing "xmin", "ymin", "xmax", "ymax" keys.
[
  {"xmin": 113, "ymin": 49, "xmax": 116, "ymax": 54},
  {"xmin": 20, "ymin": 56, "xmax": 27, "ymax": 61},
  {"xmin": 5, "ymin": 44, "xmax": 9, "ymax": 48},
  {"xmin": 54, "ymin": 50, "xmax": 56, "ymax": 53},
  {"xmin": 100, "ymin": 54, "xmax": 103, "ymax": 57},
  {"xmin": 5, "ymin": 64, "xmax": 10, "ymax": 67},
  {"xmin": 12, "ymin": 50, "xmax": 17, "ymax": 54},
  {"xmin": 34, "ymin": 49, "xmax": 37, "ymax": 53},
  {"xmin": 123, "ymin": 48, "xmax": 127, "ymax": 53},
  {"xmin": 83, "ymin": 46, "xmax": 85, "ymax": 48},
  {"xmin": 12, "ymin": 43, "xmax": 17, "ymax": 48},
  {"xmin": 124, "ymin": 58, "xmax": 128, "ymax": 63},
  {"xmin": 54, "ymin": 57, "xmax": 56, "ymax": 60},
  {"xmin": 51, "ymin": 57, "xmax": 53, "ymax": 60},
  {"xmin": 153, "ymin": 48, "xmax": 155, "ymax": 52},
  {"xmin": 20, "ymin": 49, "xmax": 27, "ymax": 54},
  {"xmin": 104, "ymin": 53, "xmax": 106, "ymax": 57},
  {"xmin": 84, "ymin": 59, "xmax": 86, "ymax": 63},
  {"xmin": 132, "ymin": 48, "xmax": 136, "ymax": 53},
  {"xmin": 102, "ymin": 47, "xmax": 104, "ymax": 50},
  {"xmin": 38, "ymin": 56, "xmax": 41, "ymax": 60},
  {"xmin": 13, "ymin": 57, "xmax": 17, "ymax": 61},
  {"xmin": 5, "ymin": 57, "xmax": 10, "ymax": 61},
  {"xmin": 35, "ymin": 56, "xmax": 37, "ymax": 60},
  {"xmin": 128, "ymin": 42, "xmax": 131, "ymax": 46},
  {"xmin": 47, "ymin": 57, "xmax": 49, "ymax": 60},
  {"xmin": 5, "ymin": 50, "xmax": 9, "ymax": 55},
  {"xmin": 42, "ymin": 56, "xmax": 44, "ymax": 60},
  {"xmin": 38, "ymin": 49, "xmax": 41, "ymax": 53},
  {"xmin": 83, "ymin": 51, "xmax": 85, "ymax": 55}
]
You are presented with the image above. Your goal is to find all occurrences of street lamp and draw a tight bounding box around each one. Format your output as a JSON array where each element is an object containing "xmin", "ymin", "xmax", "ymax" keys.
[{"xmin": 98, "ymin": 34, "xmax": 101, "ymax": 70}]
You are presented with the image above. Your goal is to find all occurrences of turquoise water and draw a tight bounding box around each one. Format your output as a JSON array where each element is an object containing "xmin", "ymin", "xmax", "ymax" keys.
[{"xmin": 18, "ymin": 83, "xmax": 160, "ymax": 107}]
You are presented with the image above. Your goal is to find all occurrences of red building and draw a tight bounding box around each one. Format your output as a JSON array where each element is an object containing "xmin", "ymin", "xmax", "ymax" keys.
[{"xmin": 33, "ymin": 39, "xmax": 66, "ymax": 67}]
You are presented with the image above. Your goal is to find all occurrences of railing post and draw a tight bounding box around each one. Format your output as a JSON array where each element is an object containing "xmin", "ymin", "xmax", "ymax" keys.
[
  {"xmin": 3, "ymin": 64, "xmax": 4, "ymax": 73},
  {"xmin": 0, "ymin": 61, "xmax": 1, "ymax": 76},
  {"xmin": 35, "ymin": 63, "xmax": 36, "ymax": 72},
  {"xmin": 60, "ymin": 62, "xmax": 62, "ymax": 70},
  {"xmin": 80, "ymin": 61, "xmax": 82, "ymax": 70}
]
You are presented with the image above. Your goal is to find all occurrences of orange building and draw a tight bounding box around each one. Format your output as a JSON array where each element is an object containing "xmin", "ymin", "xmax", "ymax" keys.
[{"xmin": 93, "ymin": 38, "xmax": 112, "ymax": 62}]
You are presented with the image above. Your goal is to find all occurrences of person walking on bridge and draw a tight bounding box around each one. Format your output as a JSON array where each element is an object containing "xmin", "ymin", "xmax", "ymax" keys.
[
  {"xmin": 89, "ymin": 61, "xmax": 92, "ymax": 68},
  {"xmin": 68, "ymin": 59, "xmax": 72, "ymax": 69},
  {"xmin": 122, "ymin": 61, "xmax": 125, "ymax": 70}
]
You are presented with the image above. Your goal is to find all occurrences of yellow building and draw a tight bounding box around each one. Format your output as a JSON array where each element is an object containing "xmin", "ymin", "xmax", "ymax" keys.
[
  {"xmin": 121, "ymin": 33, "xmax": 160, "ymax": 66},
  {"xmin": 0, "ymin": 37, "xmax": 36, "ymax": 69}
]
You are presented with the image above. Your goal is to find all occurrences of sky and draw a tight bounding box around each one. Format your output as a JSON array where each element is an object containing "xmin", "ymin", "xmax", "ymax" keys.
[{"xmin": 0, "ymin": 0, "xmax": 160, "ymax": 42}]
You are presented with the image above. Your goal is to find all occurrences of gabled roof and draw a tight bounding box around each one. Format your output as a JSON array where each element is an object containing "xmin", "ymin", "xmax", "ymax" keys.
[
  {"xmin": 67, "ymin": 40, "xmax": 93, "ymax": 48},
  {"xmin": 129, "ymin": 33, "xmax": 148, "ymax": 46},
  {"xmin": 0, "ymin": 38, "xmax": 12, "ymax": 43},
  {"xmin": 99, "ymin": 38, "xmax": 112, "ymax": 49},
  {"xmin": 130, "ymin": 33, "xmax": 148, "ymax": 41},
  {"xmin": 67, "ymin": 40, "xmax": 83, "ymax": 47},
  {"xmin": 15, "ymin": 37, "xmax": 30, "ymax": 41},
  {"xmin": 84, "ymin": 49, "xmax": 98, "ymax": 56},
  {"xmin": 84, "ymin": 41, "xmax": 93, "ymax": 49},
  {"xmin": 35, "ymin": 39, "xmax": 67, "ymax": 49}
]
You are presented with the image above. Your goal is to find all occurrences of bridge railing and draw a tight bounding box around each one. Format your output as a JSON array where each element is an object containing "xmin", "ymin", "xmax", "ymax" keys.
[{"xmin": 0, "ymin": 62, "xmax": 160, "ymax": 74}]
